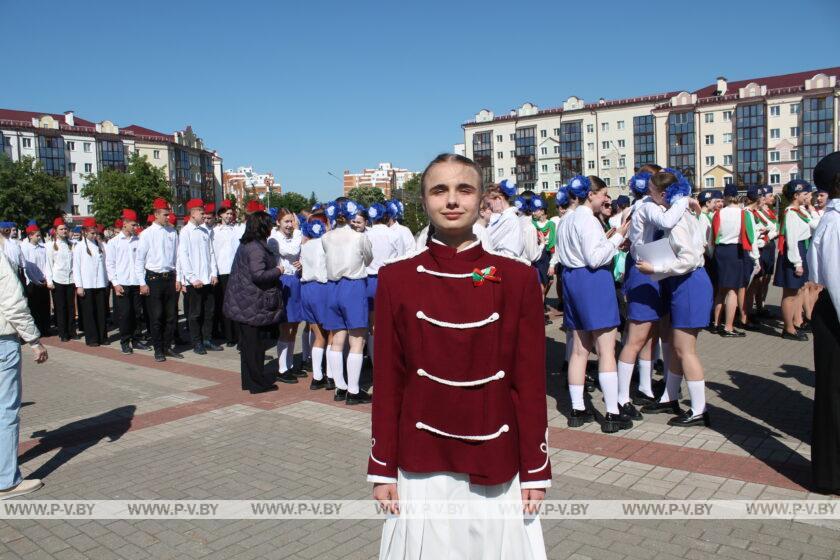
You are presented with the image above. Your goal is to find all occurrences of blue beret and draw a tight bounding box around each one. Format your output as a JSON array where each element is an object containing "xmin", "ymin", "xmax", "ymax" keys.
[
  {"xmin": 615, "ymin": 195, "xmax": 630, "ymax": 207},
  {"xmin": 567, "ymin": 175, "xmax": 592, "ymax": 199},
  {"xmin": 628, "ymin": 172, "xmax": 651, "ymax": 196},
  {"xmin": 498, "ymin": 179, "xmax": 517, "ymax": 198},
  {"xmin": 555, "ymin": 186, "xmax": 569, "ymax": 207},
  {"xmin": 512, "ymin": 196, "xmax": 526, "ymax": 212},
  {"xmin": 711, "ymin": 190, "xmax": 723, "ymax": 199},
  {"xmin": 784, "ymin": 179, "xmax": 813, "ymax": 198},
  {"xmin": 746, "ymin": 185, "xmax": 761, "ymax": 201},
  {"xmin": 698, "ymin": 191, "xmax": 713, "ymax": 204},
  {"xmin": 723, "ymin": 184, "xmax": 739, "ymax": 198}
]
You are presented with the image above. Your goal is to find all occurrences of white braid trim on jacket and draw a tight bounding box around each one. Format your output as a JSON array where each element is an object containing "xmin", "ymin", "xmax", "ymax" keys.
[
  {"xmin": 416, "ymin": 310, "xmax": 499, "ymax": 329},
  {"xmin": 415, "ymin": 265, "xmax": 473, "ymax": 278},
  {"xmin": 416, "ymin": 421, "xmax": 509, "ymax": 441},
  {"xmin": 417, "ymin": 368, "xmax": 505, "ymax": 387}
]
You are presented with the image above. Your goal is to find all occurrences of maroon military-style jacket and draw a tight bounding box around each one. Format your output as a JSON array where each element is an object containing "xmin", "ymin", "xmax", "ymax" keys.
[{"xmin": 367, "ymin": 240, "xmax": 551, "ymax": 487}]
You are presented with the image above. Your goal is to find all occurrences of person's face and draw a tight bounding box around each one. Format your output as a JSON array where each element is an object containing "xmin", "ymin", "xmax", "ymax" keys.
[
  {"xmin": 10, "ymin": 227, "xmax": 18, "ymax": 239},
  {"xmin": 123, "ymin": 220, "xmax": 136, "ymax": 236},
  {"xmin": 587, "ymin": 188, "xmax": 609, "ymax": 210},
  {"xmin": 479, "ymin": 204, "xmax": 493, "ymax": 222},
  {"xmin": 713, "ymin": 198, "xmax": 724, "ymax": 211},
  {"xmin": 486, "ymin": 194, "xmax": 505, "ymax": 214},
  {"xmin": 84, "ymin": 229, "xmax": 97, "ymax": 241},
  {"xmin": 190, "ymin": 207, "xmax": 205, "ymax": 224},
  {"xmin": 533, "ymin": 208, "xmax": 546, "ymax": 220},
  {"xmin": 155, "ymin": 209, "xmax": 170, "ymax": 226},
  {"xmin": 220, "ymin": 209, "xmax": 234, "ymax": 224},
  {"xmin": 56, "ymin": 224, "xmax": 68, "ymax": 238},
  {"xmin": 28, "ymin": 231, "xmax": 42, "ymax": 244},
  {"xmin": 350, "ymin": 214, "xmax": 366, "ymax": 232},
  {"xmin": 422, "ymin": 161, "xmax": 481, "ymax": 237},
  {"xmin": 600, "ymin": 199, "xmax": 613, "ymax": 217},
  {"xmin": 279, "ymin": 214, "xmax": 295, "ymax": 236},
  {"xmin": 763, "ymin": 192, "xmax": 774, "ymax": 206},
  {"xmin": 816, "ymin": 192, "xmax": 828, "ymax": 207},
  {"xmin": 648, "ymin": 186, "xmax": 665, "ymax": 206}
]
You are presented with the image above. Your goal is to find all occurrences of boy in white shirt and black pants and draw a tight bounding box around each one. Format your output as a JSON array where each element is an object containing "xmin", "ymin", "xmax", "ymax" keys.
[{"xmin": 107, "ymin": 210, "xmax": 149, "ymax": 354}]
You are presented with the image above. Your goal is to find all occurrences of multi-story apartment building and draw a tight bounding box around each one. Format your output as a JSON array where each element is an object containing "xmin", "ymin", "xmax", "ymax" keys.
[
  {"xmin": 462, "ymin": 67, "xmax": 840, "ymax": 195},
  {"xmin": 223, "ymin": 166, "xmax": 281, "ymax": 202},
  {"xmin": 343, "ymin": 162, "xmax": 417, "ymax": 198},
  {"xmin": 0, "ymin": 109, "xmax": 223, "ymax": 218}
]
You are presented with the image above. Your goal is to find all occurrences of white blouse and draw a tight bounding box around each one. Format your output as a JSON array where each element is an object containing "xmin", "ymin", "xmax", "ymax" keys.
[
  {"xmin": 300, "ymin": 238, "xmax": 328, "ymax": 283},
  {"xmin": 652, "ymin": 210, "xmax": 706, "ymax": 277},
  {"xmin": 783, "ymin": 206, "xmax": 813, "ymax": 267},
  {"xmin": 20, "ymin": 241, "xmax": 47, "ymax": 285},
  {"xmin": 486, "ymin": 207, "xmax": 524, "ymax": 259},
  {"xmin": 45, "ymin": 239, "xmax": 74, "ymax": 285},
  {"xmin": 555, "ymin": 205, "xmax": 624, "ymax": 269},
  {"xmin": 72, "ymin": 239, "xmax": 108, "ymax": 289},
  {"xmin": 268, "ymin": 229, "xmax": 302, "ymax": 276},
  {"xmin": 321, "ymin": 225, "xmax": 373, "ymax": 281},
  {"xmin": 628, "ymin": 196, "xmax": 689, "ymax": 261}
]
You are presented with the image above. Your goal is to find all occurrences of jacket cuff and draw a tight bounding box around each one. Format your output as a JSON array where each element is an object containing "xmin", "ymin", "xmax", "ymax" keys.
[
  {"xmin": 367, "ymin": 475, "xmax": 398, "ymax": 484},
  {"xmin": 520, "ymin": 479, "xmax": 551, "ymax": 490}
]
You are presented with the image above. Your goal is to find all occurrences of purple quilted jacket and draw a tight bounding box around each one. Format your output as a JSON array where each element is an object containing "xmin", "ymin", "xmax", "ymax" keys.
[{"xmin": 223, "ymin": 239, "xmax": 284, "ymax": 326}]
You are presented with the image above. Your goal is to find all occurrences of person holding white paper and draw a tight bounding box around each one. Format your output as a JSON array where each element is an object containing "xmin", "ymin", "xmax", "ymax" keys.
[{"xmin": 636, "ymin": 171, "xmax": 713, "ymax": 427}]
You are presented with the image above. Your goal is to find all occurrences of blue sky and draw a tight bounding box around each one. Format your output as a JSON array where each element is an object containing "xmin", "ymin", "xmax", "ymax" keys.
[{"xmin": 1, "ymin": 0, "xmax": 838, "ymax": 200}]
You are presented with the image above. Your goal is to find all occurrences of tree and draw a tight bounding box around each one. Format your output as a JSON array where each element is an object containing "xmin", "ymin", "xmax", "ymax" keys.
[
  {"xmin": 81, "ymin": 152, "xmax": 171, "ymax": 225},
  {"xmin": 400, "ymin": 175, "xmax": 428, "ymax": 234},
  {"xmin": 0, "ymin": 155, "xmax": 68, "ymax": 226},
  {"xmin": 346, "ymin": 186, "xmax": 385, "ymax": 207},
  {"xmin": 308, "ymin": 191, "xmax": 318, "ymax": 208},
  {"xmin": 265, "ymin": 191, "xmax": 310, "ymax": 213}
]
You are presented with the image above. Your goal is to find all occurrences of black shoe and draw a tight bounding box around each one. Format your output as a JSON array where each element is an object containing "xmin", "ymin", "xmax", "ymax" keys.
[
  {"xmin": 719, "ymin": 328, "xmax": 746, "ymax": 338},
  {"xmin": 310, "ymin": 378, "xmax": 328, "ymax": 390},
  {"xmin": 620, "ymin": 401, "xmax": 643, "ymax": 420},
  {"xmin": 203, "ymin": 340, "xmax": 223, "ymax": 351},
  {"xmin": 755, "ymin": 307, "xmax": 771, "ymax": 318},
  {"xmin": 326, "ymin": 379, "xmax": 336, "ymax": 391},
  {"xmin": 631, "ymin": 392, "xmax": 656, "ymax": 407},
  {"xmin": 706, "ymin": 324, "xmax": 721, "ymax": 334},
  {"xmin": 249, "ymin": 385, "xmax": 278, "ymax": 395},
  {"xmin": 796, "ymin": 321, "xmax": 812, "ymax": 333},
  {"xmin": 120, "ymin": 342, "xmax": 133, "ymax": 354},
  {"xmin": 601, "ymin": 411, "xmax": 633, "ymax": 433},
  {"xmin": 165, "ymin": 349, "xmax": 184, "ymax": 359},
  {"xmin": 567, "ymin": 407, "xmax": 594, "ymax": 428},
  {"xmin": 293, "ymin": 368, "xmax": 308, "ymax": 378},
  {"xmin": 654, "ymin": 358, "xmax": 664, "ymax": 373},
  {"xmin": 782, "ymin": 330, "xmax": 808, "ymax": 341},
  {"xmin": 154, "ymin": 351, "xmax": 166, "ymax": 362},
  {"xmin": 87, "ymin": 342, "xmax": 100, "ymax": 347},
  {"xmin": 193, "ymin": 343, "xmax": 207, "ymax": 355},
  {"xmin": 641, "ymin": 399, "xmax": 682, "ymax": 415},
  {"xmin": 59, "ymin": 336, "xmax": 70, "ymax": 342},
  {"xmin": 334, "ymin": 388, "xmax": 347, "ymax": 402},
  {"xmin": 737, "ymin": 320, "xmax": 760, "ymax": 332},
  {"xmin": 276, "ymin": 371, "xmax": 299, "ymax": 384},
  {"xmin": 225, "ymin": 341, "xmax": 237, "ymax": 347},
  {"xmin": 668, "ymin": 409, "xmax": 711, "ymax": 427},
  {"xmin": 132, "ymin": 340, "xmax": 150, "ymax": 351},
  {"xmin": 346, "ymin": 389, "xmax": 372, "ymax": 405}
]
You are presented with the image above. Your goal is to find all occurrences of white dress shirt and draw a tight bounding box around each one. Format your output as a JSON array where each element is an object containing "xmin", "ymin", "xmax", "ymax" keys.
[
  {"xmin": 106, "ymin": 232, "xmax": 140, "ymax": 286},
  {"xmin": 268, "ymin": 228, "xmax": 302, "ymax": 276},
  {"xmin": 72, "ymin": 239, "xmax": 108, "ymax": 289},
  {"xmin": 135, "ymin": 222, "xmax": 179, "ymax": 285},
  {"xmin": 414, "ymin": 223, "xmax": 491, "ymax": 252},
  {"xmin": 213, "ymin": 222, "xmax": 244, "ymax": 275},
  {"xmin": 45, "ymin": 239, "xmax": 73, "ymax": 285},
  {"xmin": 549, "ymin": 212, "xmax": 570, "ymax": 268},
  {"xmin": 808, "ymin": 199, "xmax": 840, "ymax": 319},
  {"xmin": 20, "ymin": 241, "xmax": 47, "ymax": 285},
  {"xmin": 392, "ymin": 223, "xmax": 415, "ymax": 255},
  {"xmin": 652, "ymin": 209, "xmax": 706, "ymax": 277},
  {"xmin": 782, "ymin": 206, "xmax": 813, "ymax": 267},
  {"xmin": 321, "ymin": 225, "xmax": 373, "ymax": 281},
  {"xmin": 486, "ymin": 207, "xmax": 524, "ymax": 259},
  {"xmin": 555, "ymin": 205, "xmax": 624, "ymax": 269},
  {"xmin": 713, "ymin": 206, "xmax": 745, "ymax": 245},
  {"xmin": 178, "ymin": 221, "xmax": 218, "ymax": 285},
  {"xmin": 365, "ymin": 224, "xmax": 400, "ymax": 275},
  {"xmin": 519, "ymin": 215, "xmax": 544, "ymax": 263},
  {"xmin": 2, "ymin": 237, "xmax": 25, "ymax": 273},
  {"xmin": 300, "ymin": 238, "xmax": 328, "ymax": 283},
  {"xmin": 628, "ymin": 196, "xmax": 689, "ymax": 261}
]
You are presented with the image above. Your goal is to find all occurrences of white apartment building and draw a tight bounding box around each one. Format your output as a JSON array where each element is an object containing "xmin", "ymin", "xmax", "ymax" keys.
[
  {"xmin": 343, "ymin": 162, "xmax": 417, "ymax": 198},
  {"xmin": 462, "ymin": 67, "xmax": 840, "ymax": 195}
]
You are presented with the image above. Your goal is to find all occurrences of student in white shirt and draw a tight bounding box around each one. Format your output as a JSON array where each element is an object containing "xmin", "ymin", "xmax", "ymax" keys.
[
  {"xmin": 636, "ymin": 171, "xmax": 713, "ymax": 427},
  {"xmin": 484, "ymin": 180, "xmax": 525, "ymax": 259},
  {"xmin": 321, "ymin": 198, "xmax": 373, "ymax": 405},
  {"xmin": 73, "ymin": 218, "xmax": 109, "ymax": 346},
  {"xmin": 212, "ymin": 200, "xmax": 243, "ymax": 347},
  {"xmin": 387, "ymin": 200, "xmax": 415, "ymax": 254},
  {"xmin": 267, "ymin": 209, "xmax": 304, "ymax": 382},
  {"xmin": 299, "ymin": 213, "xmax": 332, "ymax": 390},
  {"xmin": 20, "ymin": 222, "xmax": 50, "ymax": 336},
  {"xmin": 555, "ymin": 175, "xmax": 630, "ymax": 434},
  {"xmin": 107, "ymin": 209, "xmax": 149, "ymax": 354},
  {"xmin": 45, "ymin": 218, "xmax": 75, "ymax": 341},
  {"xmin": 363, "ymin": 203, "xmax": 400, "ymax": 373}
]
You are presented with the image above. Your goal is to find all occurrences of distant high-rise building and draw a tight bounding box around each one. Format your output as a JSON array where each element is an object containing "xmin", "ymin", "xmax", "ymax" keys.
[
  {"xmin": 223, "ymin": 166, "xmax": 281, "ymax": 202},
  {"xmin": 343, "ymin": 162, "xmax": 417, "ymax": 198}
]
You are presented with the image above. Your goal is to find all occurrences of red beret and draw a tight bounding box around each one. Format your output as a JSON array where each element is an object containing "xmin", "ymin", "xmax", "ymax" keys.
[
  {"xmin": 204, "ymin": 202, "xmax": 215, "ymax": 213},
  {"xmin": 246, "ymin": 200, "xmax": 265, "ymax": 213},
  {"xmin": 114, "ymin": 219, "xmax": 124, "ymax": 229},
  {"xmin": 168, "ymin": 213, "xmax": 177, "ymax": 225},
  {"xmin": 96, "ymin": 224, "xmax": 105, "ymax": 233},
  {"xmin": 134, "ymin": 225, "xmax": 144, "ymax": 234},
  {"xmin": 122, "ymin": 209, "xmax": 138, "ymax": 222},
  {"xmin": 82, "ymin": 217, "xmax": 96, "ymax": 228},
  {"xmin": 152, "ymin": 197, "xmax": 169, "ymax": 210},
  {"xmin": 25, "ymin": 223, "xmax": 39, "ymax": 234},
  {"xmin": 220, "ymin": 199, "xmax": 233, "ymax": 209},
  {"xmin": 53, "ymin": 217, "xmax": 65, "ymax": 227},
  {"xmin": 186, "ymin": 198, "xmax": 204, "ymax": 210},
  {"xmin": 146, "ymin": 214, "xmax": 155, "ymax": 224}
]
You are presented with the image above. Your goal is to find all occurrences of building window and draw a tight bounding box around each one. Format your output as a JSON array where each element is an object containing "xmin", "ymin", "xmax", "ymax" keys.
[
  {"xmin": 704, "ymin": 113, "xmax": 715, "ymax": 123},
  {"xmin": 497, "ymin": 151, "xmax": 503, "ymax": 159},
  {"xmin": 723, "ymin": 111, "xmax": 732, "ymax": 122},
  {"xmin": 633, "ymin": 115, "xmax": 656, "ymax": 170},
  {"xmin": 770, "ymin": 173, "xmax": 780, "ymax": 184},
  {"xmin": 618, "ymin": 157, "xmax": 625, "ymax": 168},
  {"xmin": 72, "ymin": 183, "xmax": 77, "ymax": 193},
  {"xmin": 36, "ymin": 136, "xmax": 66, "ymax": 177},
  {"xmin": 723, "ymin": 133, "xmax": 733, "ymax": 143},
  {"xmin": 22, "ymin": 138, "xmax": 32, "ymax": 148},
  {"xmin": 510, "ymin": 150, "xmax": 515, "ymax": 157},
  {"xmin": 705, "ymin": 156, "xmax": 715, "ymax": 166},
  {"xmin": 723, "ymin": 154, "xmax": 733, "ymax": 166},
  {"xmin": 770, "ymin": 106, "xmax": 780, "ymax": 117},
  {"xmin": 790, "ymin": 149, "xmax": 799, "ymax": 160},
  {"xmin": 619, "ymin": 176, "xmax": 626, "ymax": 185},
  {"xmin": 541, "ymin": 181, "xmax": 548, "ymax": 189},
  {"xmin": 724, "ymin": 176, "xmax": 733, "ymax": 184},
  {"xmin": 559, "ymin": 121, "xmax": 583, "ymax": 182},
  {"xmin": 66, "ymin": 141, "xmax": 75, "ymax": 151},
  {"xmin": 472, "ymin": 131, "xmax": 494, "ymax": 184},
  {"xmin": 98, "ymin": 140, "xmax": 126, "ymax": 171},
  {"xmin": 515, "ymin": 127, "xmax": 537, "ymax": 189},
  {"xmin": 554, "ymin": 163, "xmax": 561, "ymax": 171},
  {"xmin": 705, "ymin": 178, "xmax": 715, "ymax": 187},
  {"xmin": 83, "ymin": 142, "xmax": 91, "ymax": 152},
  {"xmin": 541, "ymin": 164, "xmax": 548, "ymax": 172},
  {"xmin": 510, "ymin": 167, "xmax": 516, "ymax": 174},
  {"xmin": 790, "ymin": 172, "xmax": 800, "ymax": 181},
  {"xmin": 602, "ymin": 158, "xmax": 610, "ymax": 168},
  {"xmin": 604, "ymin": 178, "xmax": 611, "ymax": 186},
  {"xmin": 735, "ymin": 102, "xmax": 766, "ymax": 185},
  {"xmin": 587, "ymin": 142, "xmax": 594, "ymax": 151},
  {"xmin": 705, "ymin": 135, "xmax": 714, "ymax": 145},
  {"xmin": 790, "ymin": 126, "xmax": 800, "ymax": 137},
  {"xmin": 540, "ymin": 147, "xmax": 547, "ymax": 155},
  {"xmin": 84, "ymin": 163, "xmax": 92, "ymax": 173},
  {"xmin": 790, "ymin": 103, "xmax": 800, "ymax": 114},
  {"xmin": 586, "ymin": 124, "xmax": 594, "ymax": 134},
  {"xmin": 554, "ymin": 146, "xmax": 560, "ymax": 154},
  {"xmin": 496, "ymin": 135, "xmax": 503, "ymax": 142},
  {"xmin": 540, "ymin": 130, "xmax": 547, "ymax": 138},
  {"xmin": 601, "ymin": 122, "xmax": 609, "ymax": 132},
  {"xmin": 601, "ymin": 141, "xmax": 610, "ymax": 150},
  {"xmin": 802, "ymin": 95, "xmax": 834, "ymax": 182},
  {"xmin": 153, "ymin": 149, "xmax": 160, "ymax": 159},
  {"xmin": 68, "ymin": 162, "xmax": 76, "ymax": 172},
  {"xmin": 555, "ymin": 181, "xmax": 562, "ymax": 188},
  {"xmin": 497, "ymin": 168, "xmax": 504, "ymax": 176},
  {"xmin": 769, "ymin": 151, "xmax": 780, "ymax": 162},
  {"xmin": 71, "ymin": 205, "xmax": 79, "ymax": 215},
  {"xmin": 617, "ymin": 121, "xmax": 625, "ymax": 130},
  {"xmin": 667, "ymin": 111, "xmax": 696, "ymax": 186},
  {"xmin": 587, "ymin": 160, "xmax": 595, "ymax": 170},
  {"xmin": 770, "ymin": 128, "xmax": 780, "ymax": 139},
  {"xmin": 509, "ymin": 134, "xmax": 515, "ymax": 141},
  {"xmin": 553, "ymin": 128, "xmax": 560, "ymax": 136},
  {"xmin": 617, "ymin": 139, "xmax": 625, "ymax": 148}
]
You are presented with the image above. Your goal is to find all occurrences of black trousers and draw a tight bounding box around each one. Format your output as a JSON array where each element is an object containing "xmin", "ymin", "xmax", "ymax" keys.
[
  {"xmin": 114, "ymin": 285, "xmax": 144, "ymax": 344},
  {"xmin": 25, "ymin": 283, "xmax": 51, "ymax": 336},
  {"xmin": 238, "ymin": 323, "xmax": 277, "ymax": 392},
  {"xmin": 78, "ymin": 287, "xmax": 107, "ymax": 345},
  {"xmin": 145, "ymin": 272, "xmax": 178, "ymax": 353},
  {"xmin": 51, "ymin": 282, "xmax": 76, "ymax": 339},
  {"xmin": 187, "ymin": 284, "xmax": 214, "ymax": 344},
  {"xmin": 812, "ymin": 290, "xmax": 840, "ymax": 494},
  {"xmin": 214, "ymin": 275, "xmax": 238, "ymax": 343}
]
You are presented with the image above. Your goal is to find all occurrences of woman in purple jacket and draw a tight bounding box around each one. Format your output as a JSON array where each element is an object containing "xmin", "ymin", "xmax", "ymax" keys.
[{"xmin": 223, "ymin": 212, "xmax": 286, "ymax": 393}]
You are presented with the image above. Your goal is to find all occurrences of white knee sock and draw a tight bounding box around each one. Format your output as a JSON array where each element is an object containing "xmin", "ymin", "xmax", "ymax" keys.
[
  {"xmin": 599, "ymin": 372, "xmax": 619, "ymax": 414},
  {"xmin": 659, "ymin": 371, "xmax": 683, "ymax": 403},
  {"xmin": 617, "ymin": 360, "xmax": 634, "ymax": 406},
  {"xmin": 325, "ymin": 347, "xmax": 334, "ymax": 379},
  {"xmin": 276, "ymin": 340, "xmax": 289, "ymax": 373},
  {"xmin": 637, "ymin": 359, "xmax": 654, "ymax": 398},
  {"xmin": 302, "ymin": 329, "xmax": 312, "ymax": 362},
  {"xmin": 347, "ymin": 352, "xmax": 363, "ymax": 395},
  {"xmin": 286, "ymin": 339, "xmax": 296, "ymax": 371},
  {"xmin": 687, "ymin": 380, "xmax": 706, "ymax": 416},
  {"xmin": 367, "ymin": 334, "xmax": 374, "ymax": 366},
  {"xmin": 328, "ymin": 349, "xmax": 346, "ymax": 389},
  {"xmin": 311, "ymin": 347, "xmax": 325, "ymax": 381},
  {"xmin": 569, "ymin": 384, "xmax": 585, "ymax": 411}
]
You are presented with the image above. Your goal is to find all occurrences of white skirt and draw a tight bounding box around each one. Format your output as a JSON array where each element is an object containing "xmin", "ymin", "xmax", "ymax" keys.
[{"xmin": 379, "ymin": 470, "xmax": 547, "ymax": 560}]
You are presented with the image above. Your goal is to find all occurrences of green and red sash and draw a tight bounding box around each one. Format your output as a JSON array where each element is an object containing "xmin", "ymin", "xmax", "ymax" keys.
[
  {"xmin": 711, "ymin": 209, "xmax": 754, "ymax": 250},
  {"xmin": 776, "ymin": 207, "xmax": 810, "ymax": 254}
]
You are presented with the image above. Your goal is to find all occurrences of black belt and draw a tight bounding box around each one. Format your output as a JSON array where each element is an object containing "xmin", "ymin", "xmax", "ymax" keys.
[{"xmin": 145, "ymin": 270, "xmax": 175, "ymax": 280}]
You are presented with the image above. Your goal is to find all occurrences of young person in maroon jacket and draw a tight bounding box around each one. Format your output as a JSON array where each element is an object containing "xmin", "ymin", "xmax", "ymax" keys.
[{"xmin": 368, "ymin": 153, "xmax": 550, "ymax": 559}]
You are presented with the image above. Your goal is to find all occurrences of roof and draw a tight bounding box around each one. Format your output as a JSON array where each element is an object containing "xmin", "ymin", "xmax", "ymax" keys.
[
  {"xmin": 693, "ymin": 66, "xmax": 840, "ymax": 98},
  {"xmin": 122, "ymin": 124, "xmax": 172, "ymax": 141},
  {"xmin": 0, "ymin": 108, "xmax": 96, "ymax": 127}
]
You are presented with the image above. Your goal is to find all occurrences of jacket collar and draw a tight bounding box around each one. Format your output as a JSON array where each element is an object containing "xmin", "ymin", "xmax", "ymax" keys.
[{"xmin": 427, "ymin": 236, "xmax": 484, "ymax": 262}]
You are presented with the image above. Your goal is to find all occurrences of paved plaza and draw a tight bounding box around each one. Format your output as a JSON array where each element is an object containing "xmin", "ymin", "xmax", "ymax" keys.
[{"xmin": 1, "ymin": 287, "xmax": 839, "ymax": 559}]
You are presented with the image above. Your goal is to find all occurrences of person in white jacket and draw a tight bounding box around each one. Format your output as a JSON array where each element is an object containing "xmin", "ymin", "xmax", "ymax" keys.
[{"xmin": 73, "ymin": 218, "xmax": 109, "ymax": 346}]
